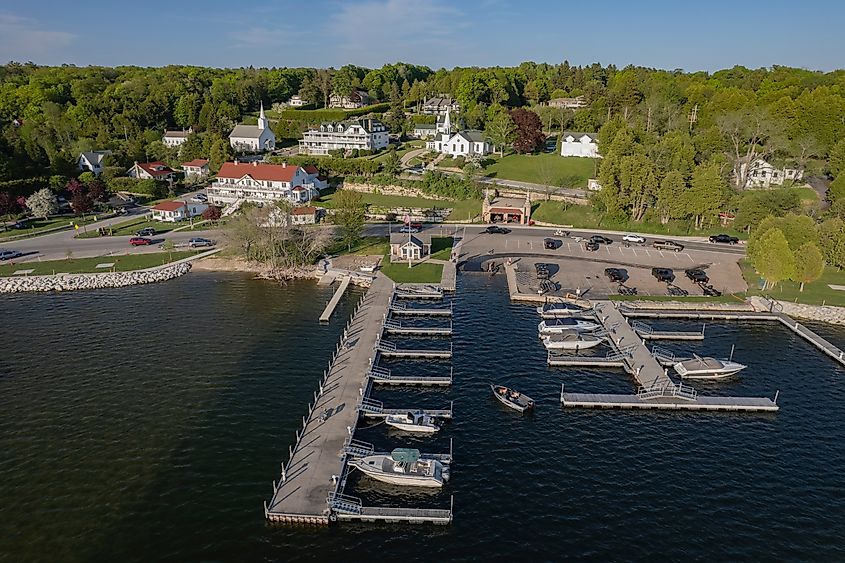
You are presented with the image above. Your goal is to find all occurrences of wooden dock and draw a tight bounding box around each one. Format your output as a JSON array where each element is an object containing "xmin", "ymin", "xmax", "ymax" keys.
[
  {"xmin": 441, "ymin": 261, "xmax": 456, "ymax": 293},
  {"xmin": 547, "ymin": 350, "xmax": 627, "ymax": 368},
  {"xmin": 560, "ymin": 390, "xmax": 779, "ymax": 413},
  {"xmin": 394, "ymin": 284, "xmax": 443, "ymax": 299},
  {"xmin": 376, "ymin": 339, "xmax": 452, "ymax": 359},
  {"xmin": 329, "ymin": 493, "xmax": 453, "ymax": 524},
  {"xmin": 265, "ymin": 274, "xmax": 395, "ymax": 525},
  {"xmin": 390, "ymin": 302, "xmax": 453, "ymax": 317},
  {"xmin": 358, "ymin": 397, "xmax": 453, "ymax": 419},
  {"xmin": 367, "ymin": 365, "xmax": 453, "ymax": 386},
  {"xmin": 319, "ymin": 275, "xmax": 350, "ymax": 322},
  {"xmin": 632, "ymin": 320, "xmax": 705, "ymax": 341},
  {"xmin": 382, "ymin": 319, "xmax": 452, "ymax": 336}
]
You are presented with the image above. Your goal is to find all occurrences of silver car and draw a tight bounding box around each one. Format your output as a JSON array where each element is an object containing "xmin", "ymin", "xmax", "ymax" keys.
[
  {"xmin": 188, "ymin": 237, "xmax": 216, "ymax": 248},
  {"xmin": 0, "ymin": 249, "xmax": 22, "ymax": 261}
]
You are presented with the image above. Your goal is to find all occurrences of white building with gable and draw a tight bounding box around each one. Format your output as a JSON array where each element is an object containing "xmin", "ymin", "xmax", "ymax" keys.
[
  {"xmin": 740, "ymin": 158, "xmax": 804, "ymax": 188},
  {"xmin": 299, "ymin": 118, "xmax": 389, "ymax": 155},
  {"xmin": 560, "ymin": 132, "xmax": 600, "ymax": 158},
  {"xmin": 229, "ymin": 102, "xmax": 276, "ymax": 153},
  {"xmin": 207, "ymin": 161, "xmax": 326, "ymax": 206}
]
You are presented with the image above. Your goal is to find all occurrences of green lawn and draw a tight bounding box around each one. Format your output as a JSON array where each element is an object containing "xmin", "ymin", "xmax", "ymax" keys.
[
  {"xmin": 77, "ymin": 217, "xmax": 206, "ymax": 238},
  {"xmin": 531, "ymin": 200, "xmax": 748, "ymax": 239},
  {"xmin": 793, "ymin": 186, "xmax": 819, "ymax": 205},
  {"xmin": 430, "ymin": 237, "xmax": 454, "ymax": 260},
  {"xmin": 317, "ymin": 189, "xmax": 480, "ymax": 221},
  {"xmin": 0, "ymin": 216, "xmax": 99, "ymax": 240},
  {"xmin": 483, "ymin": 153, "xmax": 598, "ymax": 188},
  {"xmin": 0, "ymin": 251, "xmax": 201, "ymax": 276},
  {"xmin": 740, "ymin": 259, "xmax": 845, "ymax": 307},
  {"xmin": 379, "ymin": 257, "xmax": 443, "ymax": 283},
  {"xmin": 328, "ymin": 236, "xmax": 390, "ymax": 256}
]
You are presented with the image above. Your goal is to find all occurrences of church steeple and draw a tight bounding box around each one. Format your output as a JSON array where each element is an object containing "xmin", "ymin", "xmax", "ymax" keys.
[
  {"xmin": 442, "ymin": 107, "xmax": 451, "ymax": 134},
  {"xmin": 258, "ymin": 101, "xmax": 268, "ymax": 130}
]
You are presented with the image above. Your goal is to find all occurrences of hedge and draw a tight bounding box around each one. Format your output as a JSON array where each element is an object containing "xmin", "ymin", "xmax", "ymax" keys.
[{"xmin": 0, "ymin": 178, "xmax": 48, "ymax": 198}]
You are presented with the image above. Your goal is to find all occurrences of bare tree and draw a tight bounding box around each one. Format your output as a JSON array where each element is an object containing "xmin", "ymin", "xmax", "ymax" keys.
[
  {"xmin": 316, "ymin": 69, "xmax": 333, "ymax": 109},
  {"xmin": 795, "ymin": 134, "xmax": 821, "ymax": 171},
  {"xmin": 535, "ymin": 158, "xmax": 560, "ymax": 201},
  {"xmin": 717, "ymin": 108, "xmax": 784, "ymax": 190}
]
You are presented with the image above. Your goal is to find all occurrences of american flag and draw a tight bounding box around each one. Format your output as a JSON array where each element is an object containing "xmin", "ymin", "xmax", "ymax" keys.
[{"xmin": 403, "ymin": 214, "xmax": 410, "ymax": 224}]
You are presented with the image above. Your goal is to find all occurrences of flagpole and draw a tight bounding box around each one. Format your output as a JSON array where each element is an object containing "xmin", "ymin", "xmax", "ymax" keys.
[{"xmin": 407, "ymin": 210, "xmax": 412, "ymax": 269}]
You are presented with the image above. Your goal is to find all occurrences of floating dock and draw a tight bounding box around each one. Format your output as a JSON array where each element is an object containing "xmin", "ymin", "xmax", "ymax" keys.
[
  {"xmin": 547, "ymin": 350, "xmax": 627, "ymax": 368},
  {"xmin": 632, "ymin": 320, "xmax": 705, "ymax": 341},
  {"xmin": 390, "ymin": 302, "xmax": 453, "ymax": 317},
  {"xmin": 367, "ymin": 366, "xmax": 453, "ymax": 386},
  {"xmin": 382, "ymin": 319, "xmax": 452, "ymax": 336},
  {"xmin": 376, "ymin": 339, "xmax": 452, "ymax": 359},
  {"xmin": 319, "ymin": 275, "xmax": 351, "ymax": 322},
  {"xmin": 328, "ymin": 493, "xmax": 453, "ymax": 524},
  {"xmin": 358, "ymin": 397, "xmax": 453, "ymax": 419},
  {"xmin": 394, "ymin": 284, "xmax": 444, "ymax": 299},
  {"xmin": 560, "ymin": 385, "xmax": 779, "ymax": 412}
]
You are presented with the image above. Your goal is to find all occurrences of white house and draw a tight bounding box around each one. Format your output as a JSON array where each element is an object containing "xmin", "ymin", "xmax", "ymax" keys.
[
  {"xmin": 78, "ymin": 150, "xmax": 111, "ymax": 175},
  {"xmin": 181, "ymin": 159, "xmax": 210, "ymax": 179},
  {"xmin": 151, "ymin": 200, "xmax": 208, "ymax": 222},
  {"xmin": 560, "ymin": 132, "xmax": 600, "ymax": 158},
  {"xmin": 741, "ymin": 158, "xmax": 804, "ymax": 188},
  {"xmin": 329, "ymin": 90, "xmax": 370, "ymax": 109},
  {"xmin": 207, "ymin": 161, "xmax": 326, "ymax": 206},
  {"xmin": 299, "ymin": 118, "xmax": 389, "ymax": 155},
  {"xmin": 547, "ymin": 96, "xmax": 587, "ymax": 109},
  {"xmin": 427, "ymin": 129, "xmax": 492, "ymax": 158},
  {"xmin": 290, "ymin": 206, "xmax": 319, "ymax": 225},
  {"xmin": 413, "ymin": 108, "xmax": 453, "ymax": 139},
  {"xmin": 289, "ymin": 95, "xmax": 308, "ymax": 107},
  {"xmin": 127, "ymin": 161, "xmax": 175, "ymax": 181},
  {"xmin": 229, "ymin": 102, "xmax": 276, "ymax": 153},
  {"xmin": 162, "ymin": 128, "xmax": 191, "ymax": 148},
  {"xmin": 421, "ymin": 96, "xmax": 459, "ymax": 116},
  {"xmin": 389, "ymin": 232, "xmax": 432, "ymax": 262}
]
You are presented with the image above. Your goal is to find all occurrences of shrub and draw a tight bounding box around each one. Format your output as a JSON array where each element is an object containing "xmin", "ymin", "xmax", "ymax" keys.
[{"xmin": 106, "ymin": 177, "xmax": 166, "ymax": 198}]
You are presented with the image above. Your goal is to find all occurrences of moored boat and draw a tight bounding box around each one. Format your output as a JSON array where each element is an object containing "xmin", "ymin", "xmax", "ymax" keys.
[
  {"xmin": 536, "ymin": 302, "xmax": 588, "ymax": 318},
  {"xmin": 490, "ymin": 384, "xmax": 535, "ymax": 412},
  {"xmin": 538, "ymin": 318, "xmax": 600, "ymax": 334},
  {"xmin": 384, "ymin": 411, "xmax": 440, "ymax": 433},
  {"xmin": 349, "ymin": 448, "xmax": 449, "ymax": 487},
  {"xmin": 542, "ymin": 330, "xmax": 604, "ymax": 350},
  {"xmin": 673, "ymin": 354, "xmax": 747, "ymax": 379}
]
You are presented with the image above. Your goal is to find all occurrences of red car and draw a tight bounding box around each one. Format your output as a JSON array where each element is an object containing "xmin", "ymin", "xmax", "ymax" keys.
[{"xmin": 129, "ymin": 237, "xmax": 153, "ymax": 246}]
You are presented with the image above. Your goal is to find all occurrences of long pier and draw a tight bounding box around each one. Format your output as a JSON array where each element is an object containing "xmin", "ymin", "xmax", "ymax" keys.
[
  {"xmin": 265, "ymin": 275, "xmax": 395, "ymax": 525},
  {"xmin": 560, "ymin": 386, "xmax": 779, "ymax": 413},
  {"xmin": 319, "ymin": 275, "xmax": 350, "ymax": 322}
]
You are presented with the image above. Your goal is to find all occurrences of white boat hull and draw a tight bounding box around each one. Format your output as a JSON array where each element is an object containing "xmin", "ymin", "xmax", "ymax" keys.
[
  {"xmin": 350, "ymin": 455, "xmax": 446, "ymax": 487},
  {"xmin": 674, "ymin": 359, "xmax": 747, "ymax": 379},
  {"xmin": 538, "ymin": 320, "xmax": 599, "ymax": 334},
  {"xmin": 384, "ymin": 419, "xmax": 439, "ymax": 433},
  {"xmin": 542, "ymin": 336, "xmax": 603, "ymax": 350}
]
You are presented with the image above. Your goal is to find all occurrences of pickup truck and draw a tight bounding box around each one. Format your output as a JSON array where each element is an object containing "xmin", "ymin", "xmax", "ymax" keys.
[{"xmin": 652, "ymin": 240, "xmax": 684, "ymax": 252}]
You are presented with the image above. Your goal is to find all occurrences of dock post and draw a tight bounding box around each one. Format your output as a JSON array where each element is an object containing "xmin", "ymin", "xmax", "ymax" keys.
[
  {"xmin": 289, "ymin": 445, "xmax": 292, "ymax": 460},
  {"xmin": 347, "ymin": 425, "xmax": 352, "ymax": 436},
  {"xmin": 281, "ymin": 465, "xmax": 286, "ymax": 482},
  {"xmin": 450, "ymin": 437, "xmax": 453, "ymax": 460},
  {"xmin": 560, "ymin": 383, "xmax": 564, "ymax": 402},
  {"xmin": 273, "ymin": 479, "xmax": 277, "ymax": 492}
]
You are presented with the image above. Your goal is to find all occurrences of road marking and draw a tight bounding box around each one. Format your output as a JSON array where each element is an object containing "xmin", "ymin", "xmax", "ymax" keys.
[
  {"xmin": 686, "ymin": 253, "xmax": 694, "ymax": 262},
  {"xmin": 658, "ymin": 250, "xmax": 665, "ymax": 258},
  {"xmin": 645, "ymin": 249, "xmax": 651, "ymax": 256},
  {"xmin": 632, "ymin": 248, "xmax": 638, "ymax": 256}
]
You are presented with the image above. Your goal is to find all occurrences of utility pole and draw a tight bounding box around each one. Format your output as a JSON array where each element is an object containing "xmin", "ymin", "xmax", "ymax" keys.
[{"xmin": 688, "ymin": 104, "xmax": 698, "ymax": 132}]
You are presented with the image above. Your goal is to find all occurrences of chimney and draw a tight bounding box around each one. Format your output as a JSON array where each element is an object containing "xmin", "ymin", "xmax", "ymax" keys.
[
  {"xmin": 252, "ymin": 161, "xmax": 257, "ymax": 166},
  {"xmin": 234, "ymin": 160, "xmax": 238, "ymax": 165},
  {"xmin": 282, "ymin": 162, "xmax": 287, "ymax": 168}
]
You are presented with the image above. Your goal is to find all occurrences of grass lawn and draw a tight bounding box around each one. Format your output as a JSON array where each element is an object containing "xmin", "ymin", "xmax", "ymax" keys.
[
  {"xmin": 531, "ymin": 200, "xmax": 748, "ymax": 239},
  {"xmin": 77, "ymin": 217, "xmax": 206, "ymax": 238},
  {"xmin": 445, "ymin": 199, "xmax": 481, "ymax": 222},
  {"xmin": 0, "ymin": 216, "xmax": 98, "ymax": 240},
  {"xmin": 379, "ymin": 257, "xmax": 443, "ymax": 283},
  {"xmin": 318, "ymin": 190, "xmax": 449, "ymax": 210},
  {"xmin": 430, "ymin": 237, "xmax": 454, "ymax": 260},
  {"xmin": 482, "ymin": 153, "xmax": 598, "ymax": 188},
  {"xmin": 740, "ymin": 259, "xmax": 845, "ymax": 307},
  {"xmin": 793, "ymin": 186, "xmax": 819, "ymax": 205},
  {"xmin": 0, "ymin": 251, "xmax": 201, "ymax": 276},
  {"xmin": 329, "ymin": 236, "xmax": 390, "ymax": 256}
]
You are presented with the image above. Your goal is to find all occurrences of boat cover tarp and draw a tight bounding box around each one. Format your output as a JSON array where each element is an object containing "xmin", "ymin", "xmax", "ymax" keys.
[{"xmin": 391, "ymin": 448, "xmax": 421, "ymax": 463}]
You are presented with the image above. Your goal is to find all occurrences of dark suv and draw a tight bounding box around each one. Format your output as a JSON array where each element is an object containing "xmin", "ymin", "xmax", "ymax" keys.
[
  {"xmin": 604, "ymin": 268, "xmax": 627, "ymax": 283},
  {"xmin": 709, "ymin": 234, "xmax": 739, "ymax": 244},
  {"xmin": 535, "ymin": 263, "xmax": 550, "ymax": 280},
  {"xmin": 543, "ymin": 238, "xmax": 560, "ymax": 250},
  {"xmin": 484, "ymin": 225, "xmax": 511, "ymax": 234},
  {"xmin": 651, "ymin": 267, "xmax": 674, "ymax": 283},
  {"xmin": 685, "ymin": 268, "xmax": 709, "ymax": 283},
  {"xmin": 589, "ymin": 235, "xmax": 613, "ymax": 245}
]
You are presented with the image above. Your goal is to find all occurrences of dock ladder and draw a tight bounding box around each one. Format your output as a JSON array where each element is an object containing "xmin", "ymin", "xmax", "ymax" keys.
[
  {"xmin": 344, "ymin": 439, "xmax": 375, "ymax": 458},
  {"xmin": 376, "ymin": 340, "xmax": 397, "ymax": 353},
  {"xmin": 651, "ymin": 345, "xmax": 676, "ymax": 363},
  {"xmin": 327, "ymin": 492, "xmax": 363, "ymax": 515},
  {"xmin": 359, "ymin": 397, "xmax": 384, "ymax": 415},
  {"xmin": 367, "ymin": 366, "xmax": 392, "ymax": 381}
]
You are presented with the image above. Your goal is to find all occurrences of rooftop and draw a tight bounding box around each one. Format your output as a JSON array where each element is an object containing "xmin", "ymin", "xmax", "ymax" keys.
[
  {"xmin": 152, "ymin": 201, "xmax": 187, "ymax": 212},
  {"xmin": 217, "ymin": 161, "xmax": 300, "ymax": 182}
]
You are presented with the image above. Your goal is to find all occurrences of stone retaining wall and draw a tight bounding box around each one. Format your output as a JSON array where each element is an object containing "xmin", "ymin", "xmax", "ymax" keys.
[
  {"xmin": 341, "ymin": 182, "xmax": 452, "ymax": 201},
  {"xmin": 619, "ymin": 300, "xmax": 755, "ymax": 311},
  {"xmin": 775, "ymin": 300, "xmax": 845, "ymax": 325},
  {"xmin": 0, "ymin": 262, "xmax": 192, "ymax": 293}
]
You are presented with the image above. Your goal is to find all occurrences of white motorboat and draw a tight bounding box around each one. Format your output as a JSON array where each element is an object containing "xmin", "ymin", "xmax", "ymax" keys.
[
  {"xmin": 536, "ymin": 302, "xmax": 587, "ymax": 318},
  {"xmin": 542, "ymin": 330, "xmax": 604, "ymax": 350},
  {"xmin": 673, "ymin": 354, "xmax": 747, "ymax": 379},
  {"xmin": 384, "ymin": 411, "xmax": 440, "ymax": 433},
  {"xmin": 491, "ymin": 384, "xmax": 535, "ymax": 413},
  {"xmin": 349, "ymin": 448, "xmax": 449, "ymax": 487},
  {"xmin": 538, "ymin": 318, "xmax": 600, "ymax": 334}
]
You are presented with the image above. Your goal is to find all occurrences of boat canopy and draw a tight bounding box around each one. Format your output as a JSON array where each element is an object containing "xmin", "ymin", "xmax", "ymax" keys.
[{"xmin": 391, "ymin": 448, "xmax": 421, "ymax": 463}]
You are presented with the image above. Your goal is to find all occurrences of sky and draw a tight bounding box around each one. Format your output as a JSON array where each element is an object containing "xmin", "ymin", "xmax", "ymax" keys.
[{"xmin": 0, "ymin": 0, "xmax": 842, "ymax": 72}]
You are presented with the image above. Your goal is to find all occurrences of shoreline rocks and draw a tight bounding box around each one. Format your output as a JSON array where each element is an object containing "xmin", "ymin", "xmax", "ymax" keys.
[{"xmin": 0, "ymin": 263, "xmax": 192, "ymax": 293}]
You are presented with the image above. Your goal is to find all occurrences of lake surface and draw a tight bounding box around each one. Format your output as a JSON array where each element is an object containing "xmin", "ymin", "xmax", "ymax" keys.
[{"xmin": 2, "ymin": 272, "xmax": 844, "ymax": 562}]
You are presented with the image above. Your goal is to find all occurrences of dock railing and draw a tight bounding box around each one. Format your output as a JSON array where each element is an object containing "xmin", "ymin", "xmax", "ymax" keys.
[
  {"xmin": 344, "ymin": 439, "xmax": 375, "ymax": 458},
  {"xmin": 651, "ymin": 345, "xmax": 676, "ymax": 363},
  {"xmin": 631, "ymin": 320, "xmax": 654, "ymax": 335},
  {"xmin": 327, "ymin": 492, "xmax": 363, "ymax": 515},
  {"xmin": 637, "ymin": 380, "xmax": 698, "ymax": 401},
  {"xmin": 367, "ymin": 366, "xmax": 392, "ymax": 380}
]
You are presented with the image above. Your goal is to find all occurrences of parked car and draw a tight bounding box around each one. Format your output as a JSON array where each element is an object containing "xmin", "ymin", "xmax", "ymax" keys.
[
  {"xmin": 651, "ymin": 267, "xmax": 674, "ymax": 283},
  {"xmin": 652, "ymin": 240, "xmax": 685, "ymax": 252},
  {"xmin": 136, "ymin": 227, "xmax": 156, "ymax": 237},
  {"xmin": 129, "ymin": 237, "xmax": 153, "ymax": 246},
  {"xmin": 667, "ymin": 285, "xmax": 689, "ymax": 296},
  {"xmin": 622, "ymin": 234, "xmax": 646, "ymax": 244},
  {"xmin": 190, "ymin": 194, "xmax": 208, "ymax": 203},
  {"xmin": 709, "ymin": 234, "xmax": 739, "ymax": 244},
  {"xmin": 189, "ymin": 237, "xmax": 216, "ymax": 248},
  {"xmin": 702, "ymin": 285, "xmax": 722, "ymax": 297},
  {"xmin": 685, "ymin": 268, "xmax": 709, "ymax": 283},
  {"xmin": 604, "ymin": 268, "xmax": 627, "ymax": 283},
  {"xmin": 0, "ymin": 249, "xmax": 22, "ymax": 261},
  {"xmin": 484, "ymin": 225, "xmax": 511, "ymax": 234},
  {"xmin": 398, "ymin": 225, "xmax": 421, "ymax": 234},
  {"xmin": 543, "ymin": 238, "xmax": 560, "ymax": 250},
  {"xmin": 535, "ymin": 263, "xmax": 550, "ymax": 280},
  {"xmin": 589, "ymin": 235, "xmax": 613, "ymax": 245},
  {"xmin": 585, "ymin": 241, "xmax": 600, "ymax": 252}
]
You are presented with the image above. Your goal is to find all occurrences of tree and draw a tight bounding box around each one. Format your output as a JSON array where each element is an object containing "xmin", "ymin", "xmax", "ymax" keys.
[
  {"xmin": 685, "ymin": 163, "xmax": 726, "ymax": 230},
  {"xmin": 509, "ymin": 108, "xmax": 545, "ymax": 153},
  {"xmin": 484, "ymin": 112, "xmax": 516, "ymax": 156},
  {"xmin": 792, "ymin": 241, "xmax": 824, "ymax": 292},
  {"xmin": 87, "ymin": 179, "xmax": 108, "ymax": 203},
  {"xmin": 316, "ymin": 69, "xmax": 333, "ymax": 108},
  {"xmin": 829, "ymin": 139, "xmax": 845, "ymax": 178},
  {"xmin": 383, "ymin": 150, "xmax": 401, "ymax": 177},
  {"xmin": 332, "ymin": 189, "xmax": 365, "ymax": 251},
  {"xmin": 209, "ymin": 137, "xmax": 234, "ymax": 173},
  {"xmin": 25, "ymin": 188, "xmax": 59, "ymax": 218},
  {"xmin": 655, "ymin": 170, "xmax": 686, "ymax": 225},
  {"xmin": 818, "ymin": 218, "xmax": 845, "ymax": 269},
  {"xmin": 202, "ymin": 205, "xmax": 222, "ymax": 222},
  {"xmin": 717, "ymin": 108, "xmax": 784, "ymax": 189},
  {"xmin": 70, "ymin": 190, "xmax": 93, "ymax": 214},
  {"xmin": 0, "ymin": 191, "xmax": 19, "ymax": 220},
  {"xmin": 751, "ymin": 227, "xmax": 795, "ymax": 289}
]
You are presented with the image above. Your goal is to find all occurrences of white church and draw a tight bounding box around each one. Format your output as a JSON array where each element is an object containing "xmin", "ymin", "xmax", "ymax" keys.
[
  {"xmin": 425, "ymin": 109, "xmax": 493, "ymax": 158},
  {"xmin": 229, "ymin": 102, "xmax": 276, "ymax": 153}
]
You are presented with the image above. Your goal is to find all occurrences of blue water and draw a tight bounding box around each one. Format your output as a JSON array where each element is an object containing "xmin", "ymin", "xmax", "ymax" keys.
[{"xmin": 1, "ymin": 272, "xmax": 844, "ymax": 561}]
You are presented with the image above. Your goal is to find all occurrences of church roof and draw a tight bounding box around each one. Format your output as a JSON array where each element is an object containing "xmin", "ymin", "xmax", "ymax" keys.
[
  {"xmin": 229, "ymin": 124, "xmax": 268, "ymax": 139},
  {"xmin": 455, "ymin": 130, "xmax": 486, "ymax": 143}
]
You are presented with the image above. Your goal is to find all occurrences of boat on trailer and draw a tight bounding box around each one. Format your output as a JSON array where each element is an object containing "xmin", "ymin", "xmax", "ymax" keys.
[
  {"xmin": 673, "ymin": 354, "xmax": 747, "ymax": 379},
  {"xmin": 490, "ymin": 384, "xmax": 535, "ymax": 412},
  {"xmin": 538, "ymin": 318, "xmax": 600, "ymax": 334},
  {"xmin": 536, "ymin": 302, "xmax": 588, "ymax": 318},
  {"xmin": 384, "ymin": 411, "xmax": 440, "ymax": 433},
  {"xmin": 542, "ymin": 330, "xmax": 604, "ymax": 350},
  {"xmin": 349, "ymin": 448, "xmax": 449, "ymax": 487}
]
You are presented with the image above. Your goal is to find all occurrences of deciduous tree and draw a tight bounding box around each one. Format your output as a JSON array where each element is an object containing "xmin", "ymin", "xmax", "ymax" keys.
[
  {"xmin": 751, "ymin": 227, "xmax": 795, "ymax": 289},
  {"xmin": 509, "ymin": 108, "xmax": 545, "ymax": 153},
  {"xmin": 484, "ymin": 112, "xmax": 516, "ymax": 156},
  {"xmin": 792, "ymin": 241, "xmax": 824, "ymax": 291},
  {"xmin": 25, "ymin": 188, "xmax": 58, "ymax": 218},
  {"xmin": 332, "ymin": 189, "xmax": 365, "ymax": 251}
]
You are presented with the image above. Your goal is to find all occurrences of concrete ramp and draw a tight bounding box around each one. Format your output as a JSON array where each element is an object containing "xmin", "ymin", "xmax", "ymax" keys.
[{"xmin": 319, "ymin": 275, "xmax": 350, "ymax": 322}]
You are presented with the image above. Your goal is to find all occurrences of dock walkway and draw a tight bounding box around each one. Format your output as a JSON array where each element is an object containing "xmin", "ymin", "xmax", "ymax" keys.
[
  {"xmin": 319, "ymin": 275, "xmax": 350, "ymax": 322},
  {"xmin": 266, "ymin": 274, "xmax": 395, "ymax": 525}
]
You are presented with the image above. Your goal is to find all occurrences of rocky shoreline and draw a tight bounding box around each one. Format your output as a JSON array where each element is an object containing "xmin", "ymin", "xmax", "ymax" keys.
[{"xmin": 0, "ymin": 262, "xmax": 192, "ymax": 293}]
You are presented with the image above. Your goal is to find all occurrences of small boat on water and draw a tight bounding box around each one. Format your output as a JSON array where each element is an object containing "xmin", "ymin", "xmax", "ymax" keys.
[
  {"xmin": 349, "ymin": 448, "xmax": 449, "ymax": 487},
  {"xmin": 491, "ymin": 384, "xmax": 535, "ymax": 412},
  {"xmin": 542, "ymin": 330, "xmax": 604, "ymax": 350},
  {"xmin": 673, "ymin": 354, "xmax": 747, "ymax": 379},
  {"xmin": 384, "ymin": 411, "xmax": 440, "ymax": 433},
  {"xmin": 536, "ymin": 302, "xmax": 588, "ymax": 318},
  {"xmin": 538, "ymin": 318, "xmax": 600, "ymax": 334}
]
